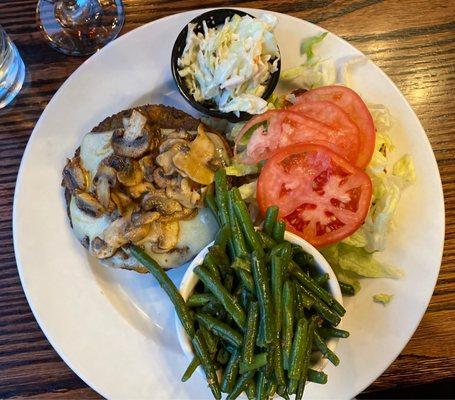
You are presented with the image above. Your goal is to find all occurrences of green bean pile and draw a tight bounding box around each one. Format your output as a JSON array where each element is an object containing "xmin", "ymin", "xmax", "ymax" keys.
[{"xmin": 129, "ymin": 168, "xmax": 349, "ymax": 400}]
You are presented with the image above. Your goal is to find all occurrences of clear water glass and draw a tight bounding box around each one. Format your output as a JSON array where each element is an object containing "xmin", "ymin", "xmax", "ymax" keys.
[{"xmin": 0, "ymin": 26, "xmax": 25, "ymax": 109}]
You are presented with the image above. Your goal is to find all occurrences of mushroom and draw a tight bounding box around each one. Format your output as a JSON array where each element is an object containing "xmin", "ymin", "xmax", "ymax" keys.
[
  {"xmin": 152, "ymin": 167, "xmax": 170, "ymax": 188},
  {"xmin": 111, "ymin": 110, "xmax": 153, "ymax": 158},
  {"xmin": 102, "ymin": 213, "xmax": 150, "ymax": 249},
  {"xmin": 90, "ymin": 236, "xmax": 116, "ymax": 259},
  {"xmin": 165, "ymin": 177, "xmax": 201, "ymax": 209},
  {"xmin": 141, "ymin": 192, "xmax": 182, "ymax": 215},
  {"xmin": 139, "ymin": 155, "xmax": 155, "ymax": 182},
  {"xmin": 74, "ymin": 190, "xmax": 105, "ymax": 217},
  {"xmin": 127, "ymin": 181, "xmax": 154, "ymax": 199},
  {"xmin": 105, "ymin": 155, "xmax": 143, "ymax": 187},
  {"xmin": 62, "ymin": 157, "xmax": 87, "ymax": 192},
  {"xmin": 159, "ymin": 138, "xmax": 190, "ymax": 153},
  {"xmin": 160, "ymin": 129, "xmax": 193, "ymax": 140},
  {"xmin": 159, "ymin": 207, "xmax": 197, "ymax": 222},
  {"xmin": 205, "ymin": 131, "xmax": 230, "ymax": 169},
  {"xmin": 172, "ymin": 124, "xmax": 216, "ymax": 185},
  {"xmin": 131, "ymin": 210, "xmax": 160, "ymax": 227},
  {"xmin": 110, "ymin": 189, "xmax": 132, "ymax": 215},
  {"xmin": 93, "ymin": 163, "xmax": 117, "ymax": 208},
  {"xmin": 156, "ymin": 140, "xmax": 190, "ymax": 175},
  {"xmin": 146, "ymin": 221, "xmax": 179, "ymax": 253}
]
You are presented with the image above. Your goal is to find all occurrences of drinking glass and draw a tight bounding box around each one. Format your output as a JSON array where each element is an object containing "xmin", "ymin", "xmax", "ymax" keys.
[
  {"xmin": 0, "ymin": 26, "xmax": 25, "ymax": 109},
  {"xmin": 36, "ymin": 0, "xmax": 125, "ymax": 56}
]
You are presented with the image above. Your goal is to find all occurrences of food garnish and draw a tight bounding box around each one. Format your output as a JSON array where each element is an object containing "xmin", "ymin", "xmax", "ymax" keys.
[{"xmin": 178, "ymin": 13, "xmax": 280, "ymax": 116}]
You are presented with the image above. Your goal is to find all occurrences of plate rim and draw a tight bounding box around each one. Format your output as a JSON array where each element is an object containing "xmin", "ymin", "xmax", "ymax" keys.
[{"xmin": 12, "ymin": 7, "xmax": 445, "ymax": 399}]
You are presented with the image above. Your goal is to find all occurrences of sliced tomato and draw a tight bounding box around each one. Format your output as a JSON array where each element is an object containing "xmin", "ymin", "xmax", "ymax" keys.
[
  {"xmin": 295, "ymin": 85, "xmax": 375, "ymax": 168},
  {"xmin": 236, "ymin": 110, "xmax": 360, "ymax": 165},
  {"xmin": 289, "ymin": 100, "xmax": 361, "ymax": 162},
  {"xmin": 257, "ymin": 144, "xmax": 372, "ymax": 248}
]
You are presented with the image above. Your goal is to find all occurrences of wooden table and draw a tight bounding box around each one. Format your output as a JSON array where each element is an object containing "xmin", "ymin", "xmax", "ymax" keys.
[{"xmin": 1, "ymin": 0, "xmax": 453, "ymax": 398}]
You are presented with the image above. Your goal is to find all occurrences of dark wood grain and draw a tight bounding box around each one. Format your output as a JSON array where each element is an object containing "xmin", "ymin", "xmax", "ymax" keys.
[{"xmin": 0, "ymin": 0, "xmax": 454, "ymax": 398}]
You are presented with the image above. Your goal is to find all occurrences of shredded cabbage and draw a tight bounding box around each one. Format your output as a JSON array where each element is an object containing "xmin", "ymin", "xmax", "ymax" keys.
[
  {"xmin": 178, "ymin": 13, "xmax": 280, "ymax": 116},
  {"xmin": 281, "ymin": 33, "xmax": 336, "ymax": 89},
  {"xmin": 373, "ymin": 293, "xmax": 393, "ymax": 305}
]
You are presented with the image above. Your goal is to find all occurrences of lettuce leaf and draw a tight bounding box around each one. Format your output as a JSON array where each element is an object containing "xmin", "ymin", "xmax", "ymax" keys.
[
  {"xmin": 393, "ymin": 154, "xmax": 416, "ymax": 189},
  {"xmin": 281, "ymin": 58, "xmax": 336, "ymax": 89},
  {"xmin": 300, "ymin": 32, "xmax": 328, "ymax": 61},
  {"xmin": 225, "ymin": 162, "xmax": 258, "ymax": 177},
  {"xmin": 373, "ymin": 293, "xmax": 393, "ymax": 305}
]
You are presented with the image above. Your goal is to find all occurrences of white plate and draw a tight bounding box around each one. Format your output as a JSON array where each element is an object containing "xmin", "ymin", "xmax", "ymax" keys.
[{"xmin": 13, "ymin": 8, "xmax": 444, "ymax": 400}]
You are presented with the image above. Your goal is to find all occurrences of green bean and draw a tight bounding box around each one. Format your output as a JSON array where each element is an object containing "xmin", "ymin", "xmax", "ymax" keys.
[
  {"xmin": 129, "ymin": 246, "xmax": 194, "ymax": 338},
  {"xmin": 273, "ymin": 340, "xmax": 286, "ymax": 386},
  {"xmin": 264, "ymin": 345, "xmax": 275, "ymax": 378},
  {"xmin": 203, "ymin": 252, "xmax": 221, "ymax": 280},
  {"xmin": 256, "ymin": 317, "xmax": 265, "ymax": 348},
  {"xmin": 231, "ymin": 188, "xmax": 264, "ymax": 257},
  {"xmin": 214, "ymin": 223, "xmax": 231, "ymax": 252},
  {"xmin": 186, "ymin": 293, "xmax": 217, "ymax": 308},
  {"xmin": 227, "ymin": 190, "xmax": 249, "ymax": 258},
  {"xmin": 196, "ymin": 312, "xmax": 243, "ymax": 348},
  {"xmin": 246, "ymin": 380, "xmax": 256, "ymax": 400},
  {"xmin": 256, "ymin": 369, "xmax": 267, "ymax": 400},
  {"xmin": 240, "ymin": 287, "xmax": 252, "ymax": 311},
  {"xmin": 221, "ymin": 349, "xmax": 240, "ymax": 393},
  {"xmin": 257, "ymin": 230, "xmax": 277, "ymax": 251},
  {"xmin": 200, "ymin": 326, "xmax": 218, "ymax": 354},
  {"xmin": 241, "ymin": 301, "xmax": 259, "ymax": 366},
  {"xmin": 181, "ymin": 356, "xmax": 200, "ymax": 382},
  {"xmin": 217, "ymin": 348, "xmax": 230, "ymax": 365},
  {"xmin": 238, "ymin": 270, "xmax": 255, "ymax": 293},
  {"xmin": 209, "ymin": 245, "xmax": 230, "ymax": 271},
  {"xmin": 194, "ymin": 265, "xmax": 246, "ymax": 328},
  {"xmin": 251, "ymin": 252, "xmax": 274, "ymax": 344},
  {"xmin": 307, "ymin": 368, "xmax": 328, "ymax": 384},
  {"xmin": 340, "ymin": 281, "xmax": 355, "ymax": 296},
  {"xmin": 226, "ymin": 371, "xmax": 255, "ymax": 400},
  {"xmin": 314, "ymin": 273, "xmax": 330, "ymax": 287},
  {"xmin": 264, "ymin": 205, "xmax": 279, "ymax": 236},
  {"xmin": 214, "ymin": 169, "xmax": 229, "ymax": 226},
  {"xmin": 296, "ymin": 290, "xmax": 307, "ymax": 320},
  {"xmin": 288, "ymin": 378, "xmax": 299, "ymax": 395},
  {"xmin": 230, "ymin": 257, "xmax": 251, "ymax": 273},
  {"xmin": 295, "ymin": 316, "xmax": 316, "ymax": 399},
  {"xmin": 293, "ymin": 251, "xmax": 314, "ymax": 269},
  {"xmin": 299, "ymin": 285, "xmax": 341, "ymax": 326},
  {"xmin": 205, "ymin": 193, "xmax": 220, "ymax": 225},
  {"xmin": 270, "ymin": 242, "xmax": 292, "ymax": 278},
  {"xmin": 313, "ymin": 331, "xmax": 340, "ymax": 366},
  {"xmin": 277, "ymin": 385, "xmax": 290, "ymax": 400},
  {"xmin": 272, "ymin": 220, "xmax": 286, "ymax": 242},
  {"xmin": 294, "ymin": 283, "xmax": 315, "ymax": 309},
  {"xmin": 290, "ymin": 261, "xmax": 346, "ymax": 317},
  {"xmin": 318, "ymin": 327, "xmax": 350, "ymax": 339},
  {"xmin": 223, "ymin": 272, "xmax": 235, "ymax": 293},
  {"xmin": 267, "ymin": 377, "xmax": 278, "ymax": 397},
  {"xmin": 271, "ymin": 254, "xmax": 284, "ymax": 336},
  {"xmin": 239, "ymin": 352, "xmax": 268, "ymax": 374},
  {"xmin": 201, "ymin": 301, "xmax": 224, "ymax": 318},
  {"xmin": 288, "ymin": 318, "xmax": 308, "ymax": 380},
  {"xmin": 192, "ymin": 330, "xmax": 221, "ymax": 400},
  {"xmin": 282, "ymin": 280, "xmax": 295, "ymax": 370}
]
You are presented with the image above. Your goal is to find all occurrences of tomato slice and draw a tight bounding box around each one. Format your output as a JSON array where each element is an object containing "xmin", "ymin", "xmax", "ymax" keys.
[
  {"xmin": 236, "ymin": 110, "xmax": 360, "ymax": 165},
  {"xmin": 295, "ymin": 85, "xmax": 375, "ymax": 168},
  {"xmin": 257, "ymin": 144, "xmax": 372, "ymax": 248},
  {"xmin": 289, "ymin": 100, "xmax": 361, "ymax": 165}
]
